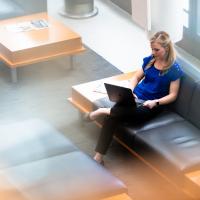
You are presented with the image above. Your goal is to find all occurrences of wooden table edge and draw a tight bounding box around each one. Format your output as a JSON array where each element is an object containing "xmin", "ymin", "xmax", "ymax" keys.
[
  {"xmin": 68, "ymin": 97, "xmax": 89, "ymax": 113},
  {"xmin": 101, "ymin": 193, "xmax": 132, "ymax": 200},
  {"xmin": 0, "ymin": 47, "xmax": 86, "ymax": 68}
]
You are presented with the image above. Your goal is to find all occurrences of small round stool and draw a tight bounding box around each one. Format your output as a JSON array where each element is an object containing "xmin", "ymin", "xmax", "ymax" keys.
[{"xmin": 59, "ymin": 0, "xmax": 98, "ymax": 19}]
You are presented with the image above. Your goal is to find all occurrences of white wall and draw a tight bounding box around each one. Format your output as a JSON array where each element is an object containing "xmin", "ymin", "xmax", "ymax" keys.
[
  {"xmin": 132, "ymin": 0, "xmax": 151, "ymax": 31},
  {"xmin": 132, "ymin": 0, "xmax": 183, "ymax": 42}
]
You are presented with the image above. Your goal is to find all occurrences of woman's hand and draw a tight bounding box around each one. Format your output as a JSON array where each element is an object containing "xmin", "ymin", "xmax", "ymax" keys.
[{"xmin": 143, "ymin": 100, "xmax": 157, "ymax": 109}]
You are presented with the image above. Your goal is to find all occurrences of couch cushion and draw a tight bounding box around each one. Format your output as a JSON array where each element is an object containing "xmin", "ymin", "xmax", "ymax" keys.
[
  {"xmin": 2, "ymin": 151, "xmax": 127, "ymax": 200},
  {"xmin": 0, "ymin": 119, "xmax": 77, "ymax": 169},
  {"xmin": 188, "ymin": 82, "xmax": 200, "ymax": 129},
  {"xmin": 0, "ymin": 0, "xmax": 25, "ymax": 20},
  {"xmin": 134, "ymin": 121, "xmax": 200, "ymax": 172},
  {"xmin": 116, "ymin": 110, "xmax": 184, "ymax": 146}
]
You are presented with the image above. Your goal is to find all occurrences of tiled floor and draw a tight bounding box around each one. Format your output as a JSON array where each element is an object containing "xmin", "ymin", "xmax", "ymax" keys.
[{"xmin": 48, "ymin": 0, "xmax": 151, "ymax": 73}]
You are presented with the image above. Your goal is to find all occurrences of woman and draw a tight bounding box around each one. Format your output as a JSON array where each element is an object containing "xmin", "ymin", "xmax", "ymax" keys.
[{"xmin": 85, "ymin": 31, "xmax": 183, "ymax": 165}]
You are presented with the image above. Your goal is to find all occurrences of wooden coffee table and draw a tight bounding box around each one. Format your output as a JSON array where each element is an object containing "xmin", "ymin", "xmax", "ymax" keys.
[
  {"xmin": 0, "ymin": 12, "xmax": 85, "ymax": 82},
  {"xmin": 69, "ymin": 72, "xmax": 134, "ymax": 114}
]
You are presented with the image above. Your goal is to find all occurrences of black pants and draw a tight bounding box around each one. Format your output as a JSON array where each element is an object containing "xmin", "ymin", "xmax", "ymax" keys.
[{"xmin": 95, "ymin": 102, "xmax": 164, "ymax": 155}]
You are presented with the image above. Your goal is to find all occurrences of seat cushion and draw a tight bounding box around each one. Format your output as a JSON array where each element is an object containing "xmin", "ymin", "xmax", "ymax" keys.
[
  {"xmin": 2, "ymin": 151, "xmax": 127, "ymax": 200},
  {"xmin": 0, "ymin": 0, "xmax": 25, "ymax": 20},
  {"xmin": 116, "ymin": 110, "xmax": 184, "ymax": 147},
  {"xmin": 0, "ymin": 119, "xmax": 77, "ymax": 169},
  {"xmin": 134, "ymin": 121, "xmax": 200, "ymax": 172}
]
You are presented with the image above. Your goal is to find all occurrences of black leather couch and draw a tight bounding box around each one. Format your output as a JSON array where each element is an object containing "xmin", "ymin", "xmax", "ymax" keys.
[
  {"xmin": 94, "ymin": 55, "xmax": 200, "ymax": 197},
  {"xmin": 0, "ymin": 119, "xmax": 127, "ymax": 200}
]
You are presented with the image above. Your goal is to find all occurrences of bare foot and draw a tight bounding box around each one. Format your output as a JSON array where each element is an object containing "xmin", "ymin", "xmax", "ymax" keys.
[
  {"xmin": 93, "ymin": 152, "xmax": 104, "ymax": 165},
  {"xmin": 84, "ymin": 108, "xmax": 111, "ymax": 122},
  {"xmin": 91, "ymin": 108, "xmax": 111, "ymax": 119}
]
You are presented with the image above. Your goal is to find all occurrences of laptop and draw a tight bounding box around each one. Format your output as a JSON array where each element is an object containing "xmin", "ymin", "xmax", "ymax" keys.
[{"xmin": 104, "ymin": 83, "xmax": 136, "ymax": 106}]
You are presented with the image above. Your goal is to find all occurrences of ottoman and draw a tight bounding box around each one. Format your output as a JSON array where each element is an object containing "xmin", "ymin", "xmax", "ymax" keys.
[{"xmin": 0, "ymin": 119, "xmax": 128, "ymax": 200}]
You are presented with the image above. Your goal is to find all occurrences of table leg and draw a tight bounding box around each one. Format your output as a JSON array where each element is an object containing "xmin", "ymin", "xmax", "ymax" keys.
[
  {"xmin": 69, "ymin": 55, "xmax": 73, "ymax": 69},
  {"xmin": 78, "ymin": 111, "xmax": 85, "ymax": 127},
  {"xmin": 11, "ymin": 68, "xmax": 17, "ymax": 83}
]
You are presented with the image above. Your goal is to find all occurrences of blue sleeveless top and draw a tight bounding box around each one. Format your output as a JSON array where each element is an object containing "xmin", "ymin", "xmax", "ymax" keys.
[{"xmin": 133, "ymin": 55, "xmax": 183, "ymax": 100}]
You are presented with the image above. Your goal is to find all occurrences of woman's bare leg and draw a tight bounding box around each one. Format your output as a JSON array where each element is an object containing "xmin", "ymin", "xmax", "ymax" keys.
[{"xmin": 89, "ymin": 108, "xmax": 111, "ymax": 120}]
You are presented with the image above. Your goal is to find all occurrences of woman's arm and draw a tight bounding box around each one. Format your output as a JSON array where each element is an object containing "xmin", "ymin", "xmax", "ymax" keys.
[
  {"xmin": 143, "ymin": 79, "xmax": 181, "ymax": 109},
  {"xmin": 159, "ymin": 79, "xmax": 181, "ymax": 104},
  {"xmin": 129, "ymin": 68, "xmax": 144, "ymax": 90}
]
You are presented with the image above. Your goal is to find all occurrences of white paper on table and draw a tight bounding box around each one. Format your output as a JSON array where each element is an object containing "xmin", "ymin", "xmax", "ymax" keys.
[
  {"xmin": 5, "ymin": 19, "xmax": 49, "ymax": 33},
  {"xmin": 94, "ymin": 79, "xmax": 131, "ymax": 94}
]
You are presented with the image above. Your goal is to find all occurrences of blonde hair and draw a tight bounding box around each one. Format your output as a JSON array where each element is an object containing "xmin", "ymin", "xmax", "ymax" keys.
[{"xmin": 146, "ymin": 31, "xmax": 176, "ymax": 75}]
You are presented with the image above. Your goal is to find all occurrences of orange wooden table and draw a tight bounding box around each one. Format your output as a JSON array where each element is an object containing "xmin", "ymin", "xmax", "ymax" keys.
[
  {"xmin": 69, "ymin": 72, "xmax": 135, "ymax": 113},
  {"xmin": 0, "ymin": 12, "xmax": 85, "ymax": 82}
]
